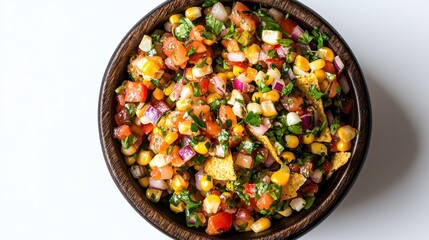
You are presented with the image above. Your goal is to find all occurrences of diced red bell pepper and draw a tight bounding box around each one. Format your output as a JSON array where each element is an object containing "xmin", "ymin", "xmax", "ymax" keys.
[
  {"xmin": 125, "ymin": 82, "xmax": 148, "ymax": 103},
  {"xmin": 206, "ymin": 212, "xmax": 233, "ymax": 236}
]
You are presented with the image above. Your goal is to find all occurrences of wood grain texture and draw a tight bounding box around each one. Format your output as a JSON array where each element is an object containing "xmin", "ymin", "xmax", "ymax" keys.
[{"xmin": 98, "ymin": 0, "xmax": 372, "ymax": 239}]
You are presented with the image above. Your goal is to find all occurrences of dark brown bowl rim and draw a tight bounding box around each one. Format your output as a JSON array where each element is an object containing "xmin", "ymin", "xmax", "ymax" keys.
[{"xmin": 98, "ymin": 0, "xmax": 372, "ymax": 239}]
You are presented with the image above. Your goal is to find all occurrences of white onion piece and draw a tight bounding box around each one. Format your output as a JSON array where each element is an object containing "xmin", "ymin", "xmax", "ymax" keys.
[
  {"xmin": 130, "ymin": 165, "xmax": 147, "ymax": 179},
  {"xmin": 338, "ymin": 75, "xmax": 350, "ymax": 94},
  {"xmin": 192, "ymin": 64, "xmax": 213, "ymax": 78},
  {"xmin": 138, "ymin": 35, "xmax": 152, "ymax": 52},
  {"xmin": 291, "ymin": 25, "xmax": 304, "ymax": 41},
  {"xmin": 211, "ymin": 2, "xmax": 229, "ymax": 22},
  {"xmin": 290, "ymin": 197, "xmax": 306, "ymax": 212},
  {"xmin": 195, "ymin": 169, "xmax": 204, "ymax": 191},
  {"xmin": 334, "ymin": 55, "xmax": 345, "ymax": 73},
  {"xmin": 215, "ymin": 145, "xmax": 226, "ymax": 158},
  {"xmin": 210, "ymin": 75, "xmax": 226, "ymax": 95},
  {"xmin": 232, "ymin": 102, "xmax": 243, "ymax": 118},
  {"xmin": 227, "ymin": 89, "xmax": 244, "ymax": 105},
  {"xmin": 268, "ymin": 8, "xmax": 284, "ymax": 22},
  {"xmin": 287, "ymin": 112, "xmax": 302, "ymax": 126},
  {"xmin": 150, "ymin": 154, "xmax": 170, "ymax": 168},
  {"xmin": 311, "ymin": 169, "xmax": 323, "ymax": 183},
  {"xmin": 227, "ymin": 52, "xmax": 246, "ymax": 62},
  {"xmin": 164, "ymin": 57, "xmax": 178, "ymax": 70},
  {"xmin": 149, "ymin": 178, "xmax": 168, "ymax": 190},
  {"xmin": 262, "ymin": 30, "xmax": 282, "ymax": 45}
]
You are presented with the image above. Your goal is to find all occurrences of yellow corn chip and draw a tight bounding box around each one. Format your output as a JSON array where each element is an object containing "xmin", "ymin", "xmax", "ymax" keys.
[
  {"xmin": 204, "ymin": 153, "xmax": 237, "ymax": 181},
  {"xmin": 296, "ymin": 73, "xmax": 332, "ymax": 142},
  {"xmin": 327, "ymin": 152, "xmax": 351, "ymax": 178},
  {"xmin": 247, "ymin": 126, "xmax": 282, "ymax": 164},
  {"xmin": 281, "ymin": 173, "xmax": 307, "ymax": 200}
]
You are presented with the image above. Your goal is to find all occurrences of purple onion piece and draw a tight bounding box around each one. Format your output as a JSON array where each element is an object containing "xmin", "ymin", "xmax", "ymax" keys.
[
  {"xmin": 215, "ymin": 145, "xmax": 226, "ymax": 158},
  {"xmin": 287, "ymin": 68, "xmax": 295, "ymax": 81},
  {"xmin": 178, "ymin": 145, "xmax": 196, "ymax": 162},
  {"xmin": 272, "ymin": 80, "xmax": 285, "ymax": 92},
  {"xmin": 291, "ymin": 25, "xmax": 304, "ymax": 41},
  {"xmin": 144, "ymin": 105, "xmax": 162, "ymax": 124},
  {"xmin": 338, "ymin": 75, "xmax": 350, "ymax": 94},
  {"xmin": 300, "ymin": 114, "xmax": 314, "ymax": 131},
  {"xmin": 149, "ymin": 178, "xmax": 168, "ymax": 190},
  {"xmin": 264, "ymin": 155, "xmax": 276, "ymax": 168},
  {"xmin": 334, "ymin": 55, "xmax": 345, "ymax": 73},
  {"xmin": 210, "ymin": 75, "xmax": 226, "ymax": 95},
  {"xmin": 248, "ymin": 124, "xmax": 269, "ymax": 136},
  {"xmin": 276, "ymin": 47, "xmax": 286, "ymax": 58},
  {"xmin": 326, "ymin": 110, "xmax": 334, "ymax": 125},
  {"xmin": 233, "ymin": 78, "xmax": 245, "ymax": 92},
  {"xmin": 311, "ymin": 169, "xmax": 323, "ymax": 183},
  {"xmin": 195, "ymin": 169, "xmax": 204, "ymax": 191}
]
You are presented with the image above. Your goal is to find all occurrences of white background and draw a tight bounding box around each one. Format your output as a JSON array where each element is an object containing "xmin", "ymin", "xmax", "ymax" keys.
[{"xmin": 1, "ymin": 0, "xmax": 428, "ymax": 239}]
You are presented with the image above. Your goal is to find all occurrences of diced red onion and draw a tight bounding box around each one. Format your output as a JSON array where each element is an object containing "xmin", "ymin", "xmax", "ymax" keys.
[
  {"xmin": 334, "ymin": 55, "xmax": 345, "ymax": 73},
  {"xmin": 338, "ymin": 75, "xmax": 350, "ymax": 94},
  {"xmin": 149, "ymin": 178, "xmax": 168, "ymax": 190},
  {"xmin": 287, "ymin": 68, "xmax": 295, "ymax": 80},
  {"xmin": 262, "ymin": 117, "xmax": 272, "ymax": 129},
  {"xmin": 258, "ymin": 50, "xmax": 268, "ymax": 61},
  {"xmin": 219, "ymin": 28, "xmax": 230, "ymax": 38},
  {"xmin": 299, "ymin": 44, "xmax": 311, "ymax": 55},
  {"xmin": 264, "ymin": 155, "xmax": 276, "ymax": 168},
  {"xmin": 290, "ymin": 197, "xmax": 306, "ymax": 211},
  {"xmin": 276, "ymin": 46, "xmax": 289, "ymax": 59},
  {"xmin": 249, "ymin": 124, "xmax": 269, "ymax": 136},
  {"xmin": 152, "ymin": 101, "xmax": 170, "ymax": 114},
  {"xmin": 170, "ymin": 83, "xmax": 183, "ymax": 101},
  {"xmin": 268, "ymin": 8, "xmax": 284, "ymax": 22},
  {"xmin": 272, "ymin": 79, "xmax": 285, "ymax": 92},
  {"xmin": 144, "ymin": 105, "xmax": 162, "ymax": 124},
  {"xmin": 178, "ymin": 145, "xmax": 196, "ymax": 162},
  {"xmin": 195, "ymin": 169, "xmax": 204, "ymax": 191},
  {"xmin": 211, "ymin": 2, "xmax": 229, "ymax": 22},
  {"xmin": 325, "ymin": 110, "xmax": 334, "ymax": 125},
  {"xmin": 262, "ymin": 174, "xmax": 271, "ymax": 184},
  {"xmin": 311, "ymin": 106, "xmax": 319, "ymax": 126},
  {"xmin": 300, "ymin": 114, "xmax": 313, "ymax": 131},
  {"xmin": 223, "ymin": 208, "xmax": 237, "ymax": 214},
  {"xmin": 236, "ymin": 153, "xmax": 253, "ymax": 169},
  {"xmin": 187, "ymin": 215, "xmax": 197, "ymax": 224},
  {"xmin": 291, "ymin": 25, "xmax": 304, "ymax": 41},
  {"xmin": 165, "ymin": 57, "xmax": 178, "ymax": 70},
  {"xmin": 227, "ymin": 52, "xmax": 246, "ymax": 62},
  {"xmin": 233, "ymin": 78, "xmax": 245, "ymax": 92},
  {"xmin": 130, "ymin": 165, "xmax": 147, "ymax": 179},
  {"xmin": 210, "ymin": 75, "xmax": 226, "ymax": 95},
  {"xmin": 181, "ymin": 136, "xmax": 192, "ymax": 146},
  {"xmin": 311, "ymin": 169, "xmax": 323, "ymax": 183},
  {"xmin": 215, "ymin": 145, "xmax": 226, "ymax": 158}
]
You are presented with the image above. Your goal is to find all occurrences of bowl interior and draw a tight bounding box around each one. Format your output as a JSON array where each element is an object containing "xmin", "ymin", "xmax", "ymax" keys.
[{"xmin": 99, "ymin": 0, "xmax": 371, "ymax": 239}]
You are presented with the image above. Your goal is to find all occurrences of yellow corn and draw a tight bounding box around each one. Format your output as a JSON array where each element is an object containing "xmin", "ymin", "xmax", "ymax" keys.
[
  {"xmin": 207, "ymin": 93, "xmax": 222, "ymax": 104},
  {"xmin": 310, "ymin": 142, "xmax": 328, "ymax": 155},
  {"xmin": 243, "ymin": 217, "xmax": 255, "ymax": 232},
  {"xmin": 176, "ymin": 98, "xmax": 192, "ymax": 111},
  {"xmin": 261, "ymin": 90, "xmax": 280, "ymax": 102},
  {"xmin": 164, "ymin": 83, "xmax": 175, "ymax": 96},
  {"xmin": 233, "ymin": 65, "xmax": 246, "ymax": 77},
  {"xmin": 278, "ymin": 207, "xmax": 293, "ymax": 217},
  {"xmin": 285, "ymin": 135, "xmax": 299, "ymax": 149},
  {"xmin": 302, "ymin": 133, "xmax": 315, "ymax": 144},
  {"xmin": 194, "ymin": 165, "xmax": 201, "ymax": 171},
  {"xmin": 125, "ymin": 156, "xmax": 136, "ymax": 166},
  {"xmin": 251, "ymin": 217, "xmax": 271, "ymax": 233},
  {"xmin": 294, "ymin": 55, "xmax": 310, "ymax": 72},
  {"xmin": 170, "ymin": 201, "xmax": 185, "ymax": 213},
  {"xmin": 153, "ymin": 88, "xmax": 165, "ymax": 100},
  {"xmin": 185, "ymin": 7, "xmax": 202, "ymax": 21},
  {"xmin": 184, "ymin": 67, "xmax": 194, "ymax": 81},
  {"xmin": 136, "ymin": 104, "xmax": 149, "ymax": 118},
  {"xmin": 246, "ymin": 68, "xmax": 258, "ymax": 80},
  {"xmin": 252, "ymin": 92, "xmax": 263, "ymax": 102},
  {"xmin": 180, "ymin": 84, "xmax": 194, "ymax": 99},
  {"xmin": 169, "ymin": 14, "xmax": 183, "ymax": 25},
  {"xmin": 226, "ymin": 71, "xmax": 235, "ymax": 80},
  {"xmin": 152, "ymin": 127, "xmax": 162, "ymax": 136},
  {"xmin": 217, "ymin": 72, "xmax": 227, "ymax": 82},
  {"xmin": 203, "ymin": 194, "xmax": 221, "ymax": 214},
  {"xmin": 121, "ymin": 145, "xmax": 137, "ymax": 156},
  {"xmin": 165, "ymin": 131, "xmax": 179, "ymax": 145},
  {"xmin": 337, "ymin": 140, "xmax": 352, "ymax": 152},
  {"xmin": 317, "ymin": 47, "xmax": 335, "ymax": 62},
  {"xmin": 141, "ymin": 59, "xmax": 160, "ymax": 78},
  {"xmin": 314, "ymin": 69, "xmax": 326, "ymax": 81},
  {"xmin": 146, "ymin": 188, "xmax": 163, "ymax": 203},
  {"xmin": 202, "ymin": 34, "xmax": 216, "ymax": 45},
  {"xmin": 193, "ymin": 140, "xmax": 210, "ymax": 155},
  {"xmin": 226, "ymin": 181, "xmax": 234, "ymax": 191},
  {"xmin": 178, "ymin": 121, "xmax": 197, "ymax": 135},
  {"xmin": 261, "ymin": 101, "xmax": 277, "ymax": 117},
  {"xmin": 171, "ymin": 174, "xmax": 188, "ymax": 192},
  {"xmin": 137, "ymin": 150, "xmax": 153, "ymax": 166},
  {"xmin": 138, "ymin": 177, "xmax": 150, "ymax": 188},
  {"xmin": 246, "ymin": 102, "xmax": 263, "ymax": 114},
  {"xmin": 281, "ymin": 151, "xmax": 296, "ymax": 162},
  {"xmin": 271, "ymin": 167, "xmax": 290, "ymax": 186},
  {"xmin": 309, "ymin": 59, "xmax": 326, "ymax": 71},
  {"xmin": 245, "ymin": 44, "xmax": 261, "ymax": 64},
  {"xmin": 337, "ymin": 125, "xmax": 357, "ymax": 143},
  {"xmin": 200, "ymin": 175, "xmax": 213, "ymax": 192},
  {"xmin": 233, "ymin": 124, "xmax": 245, "ymax": 134}
]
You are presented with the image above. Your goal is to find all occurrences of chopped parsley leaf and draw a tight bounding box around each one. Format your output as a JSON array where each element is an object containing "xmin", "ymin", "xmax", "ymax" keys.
[
  {"xmin": 244, "ymin": 111, "xmax": 262, "ymax": 127},
  {"xmin": 308, "ymin": 84, "xmax": 324, "ymax": 100}
]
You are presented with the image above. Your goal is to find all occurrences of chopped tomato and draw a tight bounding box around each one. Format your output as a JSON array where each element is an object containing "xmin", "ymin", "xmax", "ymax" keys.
[
  {"xmin": 301, "ymin": 183, "xmax": 319, "ymax": 196},
  {"xmin": 188, "ymin": 52, "xmax": 206, "ymax": 64},
  {"xmin": 219, "ymin": 105, "xmax": 237, "ymax": 128},
  {"xmin": 162, "ymin": 37, "xmax": 188, "ymax": 66},
  {"xmin": 151, "ymin": 165, "xmax": 173, "ymax": 180},
  {"xmin": 188, "ymin": 40, "xmax": 207, "ymax": 54},
  {"xmin": 205, "ymin": 121, "xmax": 221, "ymax": 137},
  {"xmin": 167, "ymin": 110, "xmax": 185, "ymax": 129},
  {"xmin": 125, "ymin": 82, "xmax": 148, "ymax": 103},
  {"xmin": 206, "ymin": 212, "xmax": 233, "ymax": 235},
  {"xmin": 149, "ymin": 134, "xmax": 169, "ymax": 154},
  {"xmin": 229, "ymin": 2, "xmax": 256, "ymax": 32},
  {"xmin": 198, "ymin": 78, "xmax": 210, "ymax": 95},
  {"xmin": 222, "ymin": 39, "xmax": 240, "ymax": 53},
  {"xmin": 323, "ymin": 159, "xmax": 333, "ymax": 175},
  {"xmin": 300, "ymin": 162, "xmax": 314, "ymax": 178},
  {"xmin": 189, "ymin": 25, "xmax": 205, "ymax": 41},
  {"xmin": 114, "ymin": 125, "xmax": 132, "ymax": 140},
  {"xmin": 141, "ymin": 124, "xmax": 154, "ymax": 135},
  {"xmin": 152, "ymin": 100, "xmax": 170, "ymax": 114},
  {"xmin": 328, "ymin": 80, "xmax": 339, "ymax": 98},
  {"xmin": 266, "ymin": 58, "xmax": 284, "ymax": 69},
  {"xmin": 280, "ymin": 18, "xmax": 297, "ymax": 35},
  {"xmin": 226, "ymin": 60, "xmax": 247, "ymax": 69},
  {"xmin": 243, "ymin": 183, "xmax": 256, "ymax": 197},
  {"xmin": 342, "ymin": 97, "xmax": 353, "ymax": 114},
  {"xmin": 323, "ymin": 61, "xmax": 336, "ymax": 74},
  {"xmin": 116, "ymin": 93, "xmax": 126, "ymax": 106},
  {"xmin": 256, "ymin": 193, "xmax": 274, "ymax": 211},
  {"xmin": 114, "ymin": 107, "xmax": 130, "ymax": 125},
  {"xmin": 282, "ymin": 94, "xmax": 304, "ymax": 113},
  {"xmin": 169, "ymin": 146, "xmax": 184, "ymax": 167},
  {"xmin": 130, "ymin": 124, "xmax": 143, "ymax": 137},
  {"xmin": 330, "ymin": 135, "xmax": 340, "ymax": 152}
]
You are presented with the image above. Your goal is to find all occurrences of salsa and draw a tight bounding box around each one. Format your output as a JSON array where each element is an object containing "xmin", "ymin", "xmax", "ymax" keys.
[{"xmin": 113, "ymin": 0, "xmax": 358, "ymax": 235}]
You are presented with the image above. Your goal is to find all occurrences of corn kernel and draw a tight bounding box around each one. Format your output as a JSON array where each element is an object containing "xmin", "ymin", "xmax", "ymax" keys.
[
  {"xmin": 309, "ymin": 59, "xmax": 326, "ymax": 71},
  {"xmin": 193, "ymin": 140, "xmax": 210, "ymax": 155},
  {"xmin": 164, "ymin": 83, "xmax": 175, "ymax": 96},
  {"xmin": 202, "ymin": 35, "xmax": 216, "ymax": 45},
  {"xmin": 146, "ymin": 188, "xmax": 163, "ymax": 203},
  {"xmin": 172, "ymin": 174, "xmax": 188, "ymax": 192},
  {"xmin": 200, "ymin": 175, "xmax": 213, "ymax": 192},
  {"xmin": 247, "ymin": 102, "xmax": 263, "ymax": 114},
  {"xmin": 337, "ymin": 125, "xmax": 357, "ymax": 143},
  {"xmin": 207, "ymin": 93, "xmax": 222, "ymax": 104},
  {"xmin": 246, "ymin": 68, "xmax": 258, "ymax": 80},
  {"xmin": 180, "ymin": 84, "xmax": 194, "ymax": 99},
  {"xmin": 217, "ymin": 72, "xmax": 227, "ymax": 82},
  {"xmin": 245, "ymin": 44, "xmax": 261, "ymax": 64},
  {"xmin": 281, "ymin": 151, "xmax": 295, "ymax": 162},
  {"xmin": 137, "ymin": 150, "xmax": 153, "ymax": 166},
  {"xmin": 170, "ymin": 201, "xmax": 185, "ymax": 213},
  {"xmin": 178, "ymin": 121, "xmax": 196, "ymax": 135},
  {"xmin": 271, "ymin": 167, "xmax": 290, "ymax": 186},
  {"xmin": 184, "ymin": 67, "xmax": 194, "ymax": 81},
  {"xmin": 121, "ymin": 145, "xmax": 137, "ymax": 156},
  {"xmin": 169, "ymin": 14, "xmax": 183, "ymax": 25},
  {"xmin": 136, "ymin": 104, "xmax": 149, "ymax": 118},
  {"xmin": 203, "ymin": 194, "xmax": 221, "ymax": 214},
  {"xmin": 152, "ymin": 127, "xmax": 162, "ymax": 136},
  {"xmin": 153, "ymin": 88, "xmax": 165, "ymax": 100},
  {"xmin": 285, "ymin": 135, "xmax": 299, "ymax": 149},
  {"xmin": 261, "ymin": 101, "xmax": 277, "ymax": 117},
  {"xmin": 251, "ymin": 217, "xmax": 271, "ymax": 233},
  {"xmin": 261, "ymin": 90, "xmax": 280, "ymax": 102},
  {"xmin": 165, "ymin": 131, "xmax": 179, "ymax": 145},
  {"xmin": 226, "ymin": 181, "xmax": 234, "ymax": 191},
  {"xmin": 138, "ymin": 177, "xmax": 150, "ymax": 188},
  {"xmin": 194, "ymin": 165, "xmax": 201, "ymax": 171},
  {"xmin": 278, "ymin": 207, "xmax": 293, "ymax": 217},
  {"xmin": 314, "ymin": 69, "xmax": 326, "ymax": 81},
  {"xmin": 337, "ymin": 140, "xmax": 352, "ymax": 152},
  {"xmin": 302, "ymin": 133, "xmax": 315, "ymax": 144},
  {"xmin": 233, "ymin": 124, "xmax": 245, "ymax": 134},
  {"xmin": 310, "ymin": 142, "xmax": 328, "ymax": 155},
  {"xmin": 294, "ymin": 55, "xmax": 310, "ymax": 72},
  {"xmin": 233, "ymin": 65, "xmax": 246, "ymax": 77},
  {"xmin": 176, "ymin": 98, "xmax": 192, "ymax": 111},
  {"xmin": 185, "ymin": 7, "xmax": 202, "ymax": 21},
  {"xmin": 317, "ymin": 47, "xmax": 335, "ymax": 62},
  {"xmin": 141, "ymin": 59, "xmax": 160, "ymax": 78},
  {"xmin": 125, "ymin": 156, "xmax": 136, "ymax": 166},
  {"xmin": 226, "ymin": 71, "xmax": 235, "ymax": 80}
]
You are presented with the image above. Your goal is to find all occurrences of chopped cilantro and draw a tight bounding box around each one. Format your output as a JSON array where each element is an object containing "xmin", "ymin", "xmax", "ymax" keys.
[
  {"xmin": 150, "ymin": 79, "xmax": 161, "ymax": 88},
  {"xmin": 298, "ymin": 30, "xmax": 313, "ymax": 45},
  {"xmin": 195, "ymin": 57, "xmax": 207, "ymax": 68},
  {"xmin": 244, "ymin": 111, "xmax": 262, "ymax": 127},
  {"xmin": 206, "ymin": 15, "xmax": 225, "ymax": 35},
  {"xmin": 238, "ymin": 140, "xmax": 256, "ymax": 155},
  {"xmin": 281, "ymin": 82, "xmax": 294, "ymax": 96},
  {"xmin": 311, "ymin": 120, "xmax": 327, "ymax": 138},
  {"xmin": 202, "ymin": 30, "xmax": 214, "ymax": 40},
  {"xmin": 223, "ymin": 23, "xmax": 238, "ymax": 40},
  {"xmin": 253, "ymin": 10, "xmax": 287, "ymax": 35},
  {"xmin": 288, "ymin": 123, "xmax": 303, "ymax": 135},
  {"xmin": 278, "ymin": 38, "xmax": 294, "ymax": 47},
  {"xmin": 166, "ymin": 144, "xmax": 174, "ymax": 155},
  {"xmin": 304, "ymin": 196, "xmax": 316, "ymax": 210},
  {"xmin": 190, "ymin": 123, "xmax": 199, "ymax": 132},
  {"xmin": 186, "ymin": 109, "xmax": 207, "ymax": 130},
  {"xmin": 202, "ymin": 0, "xmax": 218, "ymax": 7},
  {"xmin": 186, "ymin": 47, "xmax": 196, "ymax": 56},
  {"xmin": 121, "ymin": 135, "xmax": 137, "ymax": 149},
  {"xmin": 125, "ymin": 103, "xmax": 136, "ymax": 118},
  {"xmin": 267, "ymin": 49, "xmax": 276, "ymax": 58},
  {"xmin": 308, "ymin": 84, "xmax": 324, "ymax": 101},
  {"xmin": 175, "ymin": 18, "xmax": 194, "ymax": 41},
  {"xmin": 311, "ymin": 27, "xmax": 330, "ymax": 49}
]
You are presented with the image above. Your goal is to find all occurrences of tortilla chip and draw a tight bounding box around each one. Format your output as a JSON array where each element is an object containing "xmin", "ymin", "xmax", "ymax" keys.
[
  {"xmin": 281, "ymin": 173, "xmax": 307, "ymax": 200},
  {"xmin": 247, "ymin": 126, "xmax": 282, "ymax": 164},
  {"xmin": 204, "ymin": 153, "xmax": 237, "ymax": 181},
  {"xmin": 327, "ymin": 152, "xmax": 351, "ymax": 179},
  {"xmin": 296, "ymin": 73, "xmax": 332, "ymax": 142}
]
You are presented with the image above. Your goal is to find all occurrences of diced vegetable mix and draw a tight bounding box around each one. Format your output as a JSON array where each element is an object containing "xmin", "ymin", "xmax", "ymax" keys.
[{"xmin": 113, "ymin": 0, "xmax": 358, "ymax": 236}]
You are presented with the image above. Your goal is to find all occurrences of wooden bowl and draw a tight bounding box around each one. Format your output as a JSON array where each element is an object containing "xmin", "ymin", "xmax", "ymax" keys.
[{"xmin": 98, "ymin": 0, "xmax": 371, "ymax": 239}]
